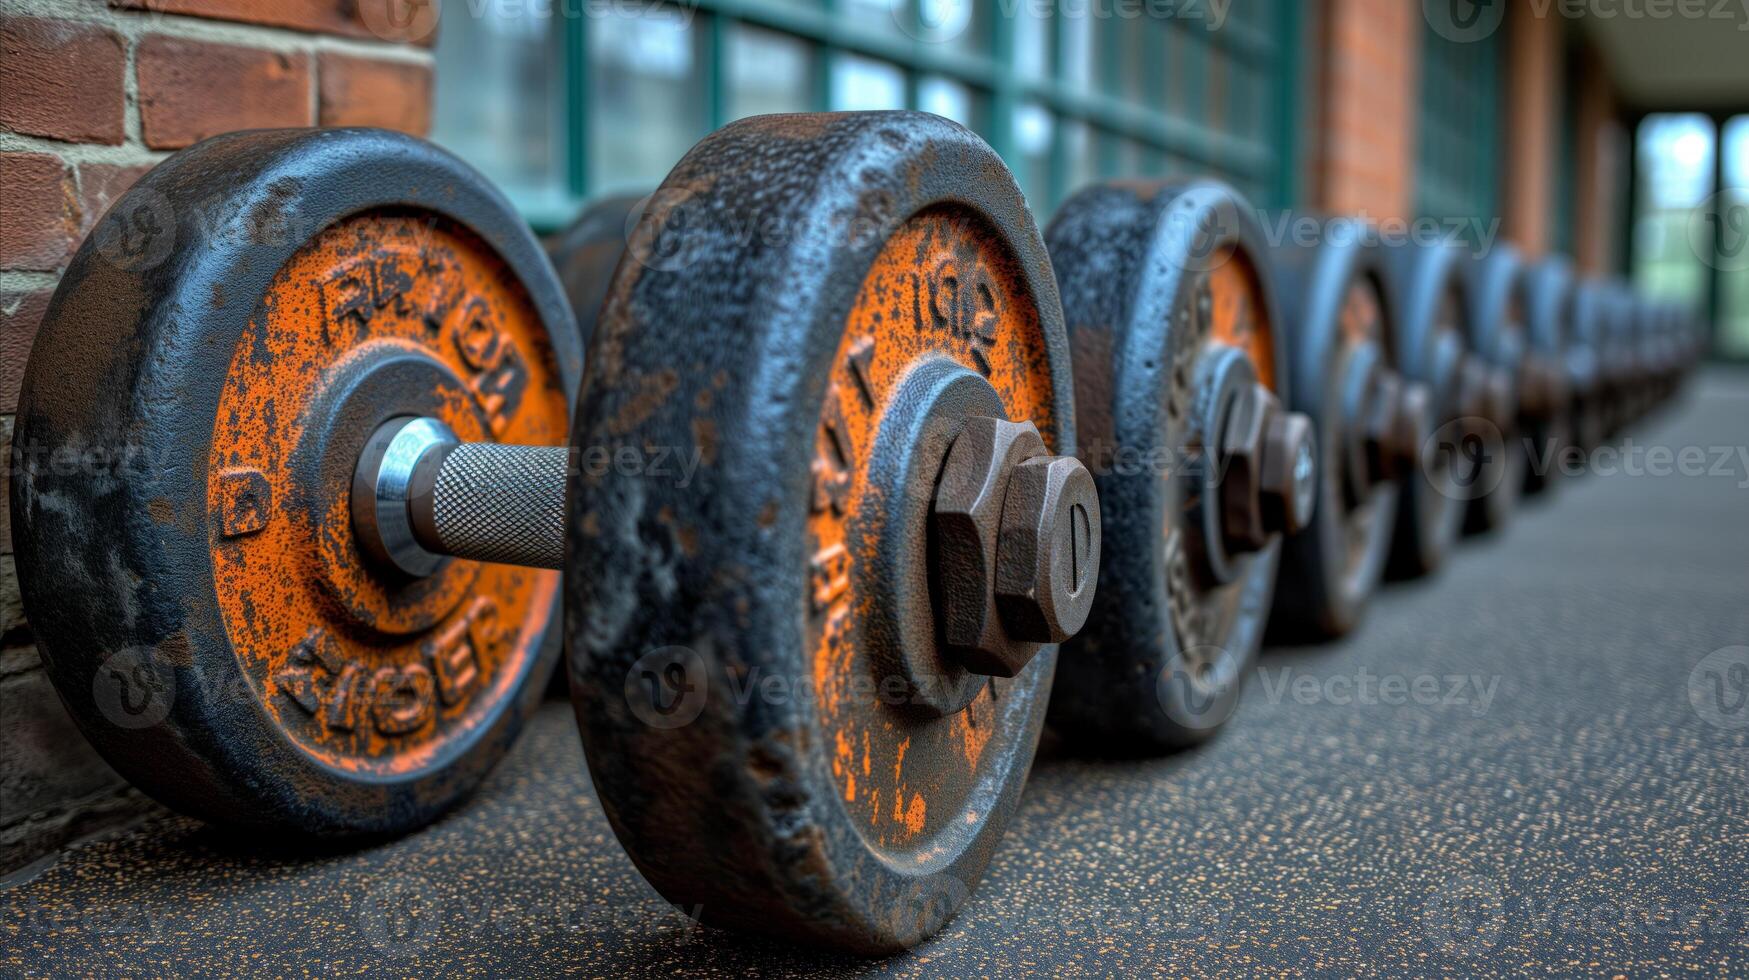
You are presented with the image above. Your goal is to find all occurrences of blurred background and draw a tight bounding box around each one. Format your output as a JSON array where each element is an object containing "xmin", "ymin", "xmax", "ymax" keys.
[{"xmin": 429, "ymin": 0, "xmax": 1749, "ymax": 360}]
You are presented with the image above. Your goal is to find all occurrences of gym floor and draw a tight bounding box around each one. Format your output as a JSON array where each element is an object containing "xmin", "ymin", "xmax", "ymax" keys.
[{"xmin": 4, "ymin": 371, "xmax": 1746, "ymax": 977}]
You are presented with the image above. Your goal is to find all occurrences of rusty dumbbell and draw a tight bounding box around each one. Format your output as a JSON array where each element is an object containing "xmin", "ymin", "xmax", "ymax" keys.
[
  {"xmin": 1043, "ymin": 179, "xmax": 1318, "ymax": 751},
  {"xmin": 13, "ymin": 115, "xmax": 1106, "ymax": 954},
  {"xmin": 1265, "ymin": 219, "xmax": 1430, "ymax": 640}
]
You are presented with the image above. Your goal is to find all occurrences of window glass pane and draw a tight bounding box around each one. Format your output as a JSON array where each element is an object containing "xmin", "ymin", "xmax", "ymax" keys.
[
  {"xmin": 1064, "ymin": 121, "xmax": 1096, "ymax": 200},
  {"xmin": 918, "ymin": 76, "xmax": 975, "ymax": 128},
  {"xmin": 432, "ymin": 5, "xmax": 560, "ymax": 204},
  {"xmin": 1014, "ymin": 103, "xmax": 1054, "ymax": 211},
  {"xmin": 831, "ymin": 54, "xmax": 905, "ymax": 111},
  {"xmin": 842, "ymin": 0, "xmax": 905, "ymax": 40},
  {"xmin": 1631, "ymin": 113, "xmax": 1716, "ymax": 306},
  {"xmin": 727, "ymin": 25, "xmax": 814, "ymax": 121},
  {"xmin": 915, "ymin": 0, "xmax": 987, "ymax": 55},
  {"xmin": 1014, "ymin": 4, "xmax": 1049, "ymax": 79},
  {"xmin": 1060, "ymin": 10, "xmax": 1093, "ymax": 92},
  {"xmin": 589, "ymin": 7, "xmax": 708, "ymax": 193},
  {"xmin": 1718, "ymin": 117, "xmax": 1749, "ymax": 358}
]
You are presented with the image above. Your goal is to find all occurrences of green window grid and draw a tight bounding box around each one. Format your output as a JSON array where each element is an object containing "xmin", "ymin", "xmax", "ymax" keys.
[
  {"xmin": 1414, "ymin": 15, "xmax": 1501, "ymax": 235},
  {"xmin": 436, "ymin": 0, "xmax": 1303, "ymax": 232}
]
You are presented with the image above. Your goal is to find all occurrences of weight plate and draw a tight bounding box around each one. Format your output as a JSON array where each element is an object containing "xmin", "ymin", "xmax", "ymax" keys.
[
  {"xmin": 11, "ymin": 128, "xmax": 580, "ymax": 836},
  {"xmin": 1568, "ymin": 280, "xmax": 1610, "ymax": 455},
  {"xmin": 566, "ymin": 112, "xmax": 1071, "ymax": 953},
  {"xmin": 1461, "ymin": 245, "xmax": 1526, "ymax": 534},
  {"xmin": 1044, "ymin": 180, "xmax": 1288, "ymax": 749},
  {"xmin": 1381, "ymin": 242, "xmax": 1474, "ymax": 579},
  {"xmin": 1521, "ymin": 257, "xmax": 1577, "ymax": 495},
  {"xmin": 1266, "ymin": 219, "xmax": 1403, "ymax": 640},
  {"xmin": 546, "ymin": 193, "xmax": 644, "ymax": 356}
]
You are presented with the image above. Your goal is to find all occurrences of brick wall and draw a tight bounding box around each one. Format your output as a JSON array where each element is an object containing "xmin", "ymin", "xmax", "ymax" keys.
[
  {"xmin": 1502, "ymin": 3, "xmax": 1563, "ymax": 256},
  {"xmin": 0, "ymin": 0, "xmax": 433, "ymax": 874},
  {"xmin": 1308, "ymin": 0, "xmax": 1422, "ymax": 221},
  {"xmin": 1572, "ymin": 43, "xmax": 1627, "ymax": 277}
]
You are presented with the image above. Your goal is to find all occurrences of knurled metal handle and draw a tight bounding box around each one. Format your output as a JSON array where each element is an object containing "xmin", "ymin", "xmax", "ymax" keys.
[
  {"xmin": 354, "ymin": 417, "xmax": 568, "ymax": 575},
  {"xmin": 410, "ymin": 442, "xmax": 569, "ymax": 570}
]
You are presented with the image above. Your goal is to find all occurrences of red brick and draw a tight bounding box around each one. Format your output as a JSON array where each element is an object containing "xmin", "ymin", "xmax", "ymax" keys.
[
  {"xmin": 137, "ymin": 37, "xmax": 311, "ymax": 150},
  {"xmin": 1, "ymin": 289, "xmax": 53, "ymax": 415},
  {"xmin": 0, "ymin": 17, "xmax": 126, "ymax": 145},
  {"xmin": 111, "ymin": 0, "xmax": 439, "ymax": 47},
  {"xmin": 0, "ymin": 154, "xmax": 77, "ymax": 271},
  {"xmin": 77, "ymin": 163, "xmax": 157, "ymax": 241},
  {"xmin": 317, "ymin": 53, "xmax": 431, "ymax": 135}
]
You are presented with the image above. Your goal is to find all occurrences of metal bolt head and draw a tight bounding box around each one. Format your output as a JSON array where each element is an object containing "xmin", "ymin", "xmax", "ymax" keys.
[
  {"xmin": 932, "ymin": 416, "xmax": 1047, "ymax": 675},
  {"xmin": 1217, "ymin": 383, "xmax": 1272, "ymax": 553},
  {"xmin": 1260, "ymin": 409, "xmax": 1316, "ymax": 536},
  {"xmin": 995, "ymin": 455, "xmax": 1101, "ymax": 649}
]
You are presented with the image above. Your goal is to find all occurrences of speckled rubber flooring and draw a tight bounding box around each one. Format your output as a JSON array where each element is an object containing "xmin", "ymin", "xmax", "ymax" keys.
[{"xmin": 4, "ymin": 373, "xmax": 1747, "ymax": 977}]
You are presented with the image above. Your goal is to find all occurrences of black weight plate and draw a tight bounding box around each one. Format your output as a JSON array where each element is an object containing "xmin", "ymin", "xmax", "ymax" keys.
[
  {"xmin": 546, "ymin": 193, "xmax": 646, "ymax": 356},
  {"xmin": 1044, "ymin": 179, "xmax": 1289, "ymax": 750},
  {"xmin": 566, "ymin": 112, "xmax": 1072, "ymax": 954},
  {"xmin": 1381, "ymin": 241, "xmax": 1473, "ymax": 579},
  {"xmin": 9, "ymin": 128, "xmax": 581, "ymax": 836},
  {"xmin": 1568, "ymin": 279, "xmax": 1611, "ymax": 455},
  {"xmin": 1266, "ymin": 217, "xmax": 1403, "ymax": 640},
  {"xmin": 1461, "ymin": 244, "xmax": 1526, "ymax": 533},
  {"xmin": 1521, "ymin": 256, "xmax": 1578, "ymax": 495}
]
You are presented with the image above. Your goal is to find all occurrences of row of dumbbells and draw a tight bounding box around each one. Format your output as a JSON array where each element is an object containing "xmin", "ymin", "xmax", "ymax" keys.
[{"xmin": 9, "ymin": 112, "xmax": 1700, "ymax": 955}]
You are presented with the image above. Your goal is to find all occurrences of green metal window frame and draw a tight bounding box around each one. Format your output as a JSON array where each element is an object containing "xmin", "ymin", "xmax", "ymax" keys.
[
  {"xmin": 1414, "ymin": 15, "xmax": 1501, "ymax": 232},
  {"xmin": 515, "ymin": 0, "xmax": 1301, "ymax": 231}
]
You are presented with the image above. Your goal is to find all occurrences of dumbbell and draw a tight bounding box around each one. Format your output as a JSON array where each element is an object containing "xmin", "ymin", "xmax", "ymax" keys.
[
  {"xmin": 1520, "ymin": 257, "xmax": 1577, "ymax": 495},
  {"xmin": 1460, "ymin": 243, "xmax": 1540, "ymax": 534},
  {"xmin": 1379, "ymin": 242, "xmax": 1505, "ymax": 577},
  {"xmin": 11, "ymin": 114, "xmax": 1104, "ymax": 953},
  {"xmin": 1043, "ymin": 180, "xmax": 1318, "ymax": 749},
  {"xmin": 545, "ymin": 193, "xmax": 645, "ymax": 357},
  {"xmin": 1263, "ymin": 216, "xmax": 1428, "ymax": 640},
  {"xmin": 1567, "ymin": 280, "xmax": 1611, "ymax": 457},
  {"xmin": 1599, "ymin": 281, "xmax": 1644, "ymax": 436}
]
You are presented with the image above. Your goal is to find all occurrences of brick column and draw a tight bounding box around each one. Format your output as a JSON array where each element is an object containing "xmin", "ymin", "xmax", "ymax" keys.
[
  {"xmin": 1502, "ymin": 3, "xmax": 1562, "ymax": 256},
  {"xmin": 1572, "ymin": 44, "xmax": 1626, "ymax": 277},
  {"xmin": 1309, "ymin": 0, "xmax": 1423, "ymax": 222},
  {"xmin": 0, "ymin": 0, "xmax": 434, "ymax": 872}
]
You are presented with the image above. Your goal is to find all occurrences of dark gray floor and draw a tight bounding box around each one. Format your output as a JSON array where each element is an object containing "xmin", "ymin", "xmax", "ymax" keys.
[{"xmin": 4, "ymin": 372, "xmax": 1747, "ymax": 977}]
